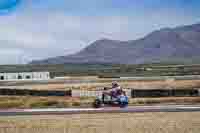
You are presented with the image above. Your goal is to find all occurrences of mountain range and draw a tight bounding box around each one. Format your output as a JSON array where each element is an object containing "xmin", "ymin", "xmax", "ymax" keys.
[{"xmin": 30, "ymin": 23, "xmax": 200, "ymax": 65}]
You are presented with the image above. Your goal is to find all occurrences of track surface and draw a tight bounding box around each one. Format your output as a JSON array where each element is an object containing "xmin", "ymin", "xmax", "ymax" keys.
[{"xmin": 0, "ymin": 105, "xmax": 200, "ymax": 116}]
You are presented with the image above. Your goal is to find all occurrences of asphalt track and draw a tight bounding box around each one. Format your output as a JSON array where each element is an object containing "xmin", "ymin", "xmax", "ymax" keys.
[{"xmin": 0, "ymin": 105, "xmax": 200, "ymax": 116}]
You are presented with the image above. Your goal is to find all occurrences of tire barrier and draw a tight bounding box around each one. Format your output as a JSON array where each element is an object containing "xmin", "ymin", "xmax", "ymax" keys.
[
  {"xmin": 0, "ymin": 88, "xmax": 72, "ymax": 97},
  {"xmin": 131, "ymin": 89, "xmax": 199, "ymax": 98}
]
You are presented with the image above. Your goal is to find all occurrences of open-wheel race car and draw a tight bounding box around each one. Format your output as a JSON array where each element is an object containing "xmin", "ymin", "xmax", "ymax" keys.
[{"xmin": 93, "ymin": 87, "xmax": 129, "ymax": 108}]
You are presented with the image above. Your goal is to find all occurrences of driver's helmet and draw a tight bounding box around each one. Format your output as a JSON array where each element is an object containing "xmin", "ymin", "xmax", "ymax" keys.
[{"xmin": 112, "ymin": 81, "xmax": 119, "ymax": 88}]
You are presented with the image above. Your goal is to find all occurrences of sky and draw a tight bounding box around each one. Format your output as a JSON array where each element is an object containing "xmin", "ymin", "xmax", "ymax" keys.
[{"xmin": 0, "ymin": 0, "xmax": 200, "ymax": 64}]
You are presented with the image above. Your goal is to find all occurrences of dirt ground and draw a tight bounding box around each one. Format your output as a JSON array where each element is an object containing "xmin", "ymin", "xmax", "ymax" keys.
[{"xmin": 0, "ymin": 112, "xmax": 200, "ymax": 133}]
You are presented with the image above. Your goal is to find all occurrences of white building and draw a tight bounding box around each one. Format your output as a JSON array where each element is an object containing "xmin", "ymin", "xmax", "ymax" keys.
[{"xmin": 0, "ymin": 72, "xmax": 50, "ymax": 81}]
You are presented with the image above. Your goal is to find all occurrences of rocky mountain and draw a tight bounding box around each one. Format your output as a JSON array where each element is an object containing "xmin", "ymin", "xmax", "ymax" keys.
[{"xmin": 30, "ymin": 23, "xmax": 200, "ymax": 64}]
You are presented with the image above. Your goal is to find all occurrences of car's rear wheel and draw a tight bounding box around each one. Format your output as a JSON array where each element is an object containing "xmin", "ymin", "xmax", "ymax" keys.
[{"xmin": 93, "ymin": 98, "xmax": 102, "ymax": 108}]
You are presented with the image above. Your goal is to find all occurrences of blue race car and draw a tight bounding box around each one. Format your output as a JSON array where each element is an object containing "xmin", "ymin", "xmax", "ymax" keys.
[{"xmin": 93, "ymin": 88, "xmax": 129, "ymax": 108}]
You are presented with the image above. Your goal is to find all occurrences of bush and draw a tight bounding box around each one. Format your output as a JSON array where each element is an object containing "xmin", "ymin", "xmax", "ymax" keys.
[
  {"xmin": 72, "ymin": 101, "xmax": 81, "ymax": 107},
  {"xmin": 0, "ymin": 101, "xmax": 23, "ymax": 109},
  {"xmin": 29, "ymin": 100, "xmax": 59, "ymax": 108},
  {"xmin": 55, "ymin": 102, "xmax": 71, "ymax": 108}
]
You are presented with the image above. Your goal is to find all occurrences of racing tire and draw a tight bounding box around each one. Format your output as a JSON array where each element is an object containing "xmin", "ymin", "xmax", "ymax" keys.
[{"xmin": 93, "ymin": 98, "xmax": 102, "ymax": 108}]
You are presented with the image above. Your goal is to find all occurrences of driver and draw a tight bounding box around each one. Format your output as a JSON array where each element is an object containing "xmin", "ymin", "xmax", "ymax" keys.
[{"xmin": 110, "ymin": 81, "xmax": 123, "ymax": 98}]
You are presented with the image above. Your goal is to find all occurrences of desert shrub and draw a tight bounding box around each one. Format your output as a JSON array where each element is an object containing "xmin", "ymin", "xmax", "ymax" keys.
[
  {"xmin": 80, "ymin": 96, "xmax": 96, "ymax": 101},
  {"xmin": 29, "ymin": 100, "xmax": 59, "ymax": 108},
  {"xmin": 137, "ymin": 100, "xmax": 145, "ymax": 104},
  {"xmin": 72, "ymin": 101, "xmax": 81, "ymax": 107},
  {"xmin": 0, "ymin": 101, "xmax": 23, "ymax": 108},
  {"xmin": 144, "ymin": 99, "xmax": 160, "ymax": 104},
  {"xmin": 80, "ymin": 96, "xmax": 90, "ymax": 100},
  {"xmin": 55, "ymin": 101, "xmax": 71, "ymax": 108},
  {"xmin": 0, "ymin": 96, "xmax": 20, "ymax": 101}
]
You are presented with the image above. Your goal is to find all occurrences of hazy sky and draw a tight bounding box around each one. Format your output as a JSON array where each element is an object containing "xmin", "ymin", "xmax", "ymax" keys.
[{"xmin": 0, "ymin": 0, "xmax": 200, "ymax": 64}]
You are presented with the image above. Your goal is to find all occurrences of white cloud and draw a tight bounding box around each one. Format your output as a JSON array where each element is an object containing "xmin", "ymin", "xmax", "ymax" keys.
[
  {"xmin": 0, "ymin": 3, "xmax": 199, "ymax": 64},
  {"xmin": 0, "ymin": 12, "xmax": 139, "ymax": 64}
]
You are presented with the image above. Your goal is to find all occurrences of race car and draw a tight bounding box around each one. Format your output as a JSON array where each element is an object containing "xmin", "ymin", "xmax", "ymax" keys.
[{"xmin": 93, "ymin": 87, "xmax": 129, "ymax": 108}]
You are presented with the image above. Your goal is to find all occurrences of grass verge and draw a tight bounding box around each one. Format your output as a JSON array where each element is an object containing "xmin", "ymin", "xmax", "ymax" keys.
[
  {"xmin": 0, "ymin": 96, "xmax": 94, "ymax": 109},
  {"xmin": 0, "ymin": 96, "xmax": 200, "ymax": 109}
]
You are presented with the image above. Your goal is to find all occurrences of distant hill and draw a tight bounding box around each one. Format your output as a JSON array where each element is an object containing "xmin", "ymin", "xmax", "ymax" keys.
[{"xmin": 30, "ymin": 23, "xmax": 200, "ymax": 65}]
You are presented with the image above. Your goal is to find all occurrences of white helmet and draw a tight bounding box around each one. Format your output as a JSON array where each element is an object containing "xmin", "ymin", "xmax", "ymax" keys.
[{"xmin": 112, "ymin": 81, "xmax": 119, "ymax": 88}]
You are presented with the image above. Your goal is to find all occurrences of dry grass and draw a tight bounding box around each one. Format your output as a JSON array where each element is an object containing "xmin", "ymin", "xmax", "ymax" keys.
[
  {"xmin": 0, "ymin": 96, "xmax": 94, "ymax": 109},
  {"xmin": 0, "ymin": 112, "xmax": 200, "ymax": 133},
  {"xmin": 129, "ymin": 97, "xmax": 200, "ymax": 105},
  {"xmin": 1, "ymin": 79, "xmax": 200, "ymax": 90},
  {"xmin": 0, "ymin": 96, "xmax": 200, "ymax": 109}
]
